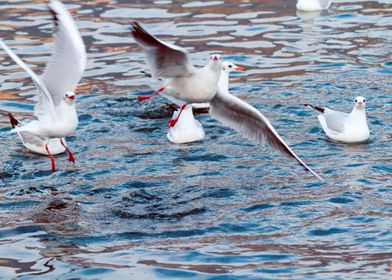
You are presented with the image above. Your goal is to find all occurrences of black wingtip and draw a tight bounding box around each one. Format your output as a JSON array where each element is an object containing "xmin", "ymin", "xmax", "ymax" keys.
[
  {"xmin": 140, "ymin": 70, "xmax": 152, "ymax": 78},
  {"xmin": 49, "ymin": 7, "xmax": 59, "ymax": 27},
  {"xmin": 303, "ymin": 104, "xmax": 325, "ymax": 113},
  {"xmin": 131, "ymin": 21, "xmax": 142, "ymax": 34},
  {"xmin": 8, "ymin": 113, "xmax": 19, "ymax": 128}
]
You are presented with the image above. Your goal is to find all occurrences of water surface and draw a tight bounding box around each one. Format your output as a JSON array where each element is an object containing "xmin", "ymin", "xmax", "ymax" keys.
[{"xmin": 0, "ymin": 0, "xmax": 392, "ymax": 279}]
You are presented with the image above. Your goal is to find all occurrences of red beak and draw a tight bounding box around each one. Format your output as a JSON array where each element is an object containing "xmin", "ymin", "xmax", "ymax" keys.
[
  {"xmin": 213, "ymin": 56, "xmax": 219, "ymax": 61},
  {"xmin": 69, "ymin": 95, "xmax": 75, "ymax": 100},
  {"xmin": 234, "ymin": 66, "xmax": 245, "ymax": 71}
]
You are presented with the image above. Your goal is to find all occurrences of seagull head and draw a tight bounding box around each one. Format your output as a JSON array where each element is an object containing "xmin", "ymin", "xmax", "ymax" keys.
[
  {"xmin": 208, "ymin": 54, "xmax": 223, "ymax": 73},
  {"xmin": 64, "ymin": 91, "xmax": 76, "ymax": 104},
  {"xmin": 210, "ymin": 54, "xmax": 221, "ymax": 62},
  {"xmin": 222, "ymin": 61, "xmax": 245, "ymax": 73},
  {"xmin": 354, "ymin": 96, "xmax": 366, "ymax": 109}
]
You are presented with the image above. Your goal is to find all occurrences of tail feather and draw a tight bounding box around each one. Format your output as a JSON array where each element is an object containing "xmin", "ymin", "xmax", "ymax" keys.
[
  {"xmin": 8, "ymin": 113, "xmax": 19, "ymax": 128},
  {"xmin": 303, "ymin": 104, "xmax": 325, "ymax": 113}
]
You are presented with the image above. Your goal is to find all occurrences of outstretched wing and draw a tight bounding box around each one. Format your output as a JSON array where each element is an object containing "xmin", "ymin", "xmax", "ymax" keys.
[
  {"xmin": 131, "ymin": 21, "xmax": 195, "ymax": 79},
  {"xmin": 210, "ymin": 90, "xmax": 323, "ymax": 180},
  {"xmin": 42, "ymin": 0, "xmax": 86, "ymax": 106},
  {"xmin": 0, "ymin": 40, "xmax": 56, "ymax": 121}
]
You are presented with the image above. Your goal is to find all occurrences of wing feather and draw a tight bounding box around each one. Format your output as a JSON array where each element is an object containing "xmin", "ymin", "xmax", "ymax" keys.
[
  {"xmin": 131, "ymin": 21, "xmax": 194, "ymax": 79},
  {"xmin": 42, "ymin": 0, "xmax": 86, "ymax": 106},
  {"xmin": 210, "ymin": 90, "xmax": 323, "ymax": 180},
  {"xmin": 323, "ymin": 108, "xmax": 349, "ymax": 133},
  {"xmin": 0, "ymin": 40, "xmax": 56, "ymax": 121}
]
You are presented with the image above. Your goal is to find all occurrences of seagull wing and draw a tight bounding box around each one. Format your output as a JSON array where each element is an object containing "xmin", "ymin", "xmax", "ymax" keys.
[
  {"xmin": 0, "ymin": 40, "xmax": 56, "ymax": 121},
  {"xmin": 209, "ymin": 90, "xmax": 323, "ymax": 180},
  {"xmin": 42, "ymin": 0, "xmax": 86, "ymax": 106},
  {"xmin": 323, "ymin": 108, "xmax": 349, "ymax": 133},
  {"xmin": 131, "ymin": 21, "xmax": 195, "ymax": 79}
]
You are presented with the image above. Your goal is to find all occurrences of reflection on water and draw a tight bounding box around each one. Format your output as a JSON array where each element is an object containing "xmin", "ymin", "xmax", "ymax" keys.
[{"xmin": 0, "ymin": 0, "xmax": 392, "ymax": 278}]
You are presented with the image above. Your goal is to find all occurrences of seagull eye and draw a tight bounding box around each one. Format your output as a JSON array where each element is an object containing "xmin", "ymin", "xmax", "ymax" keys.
[
  {"xmin": 355, "ymin": 99, "xmax": 357, "ymax": 102},
  {"xmin": 363, "ymin": 99, "xmax": 366, "ymax": 103},
  {"xmin": 229, "ymin": 65, "xmax": 233, "ymax": 68}
]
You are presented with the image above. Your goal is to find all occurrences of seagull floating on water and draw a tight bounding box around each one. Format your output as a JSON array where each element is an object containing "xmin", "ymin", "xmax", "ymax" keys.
[
  {"xmin": 0, "ymin": 0, "xmax": 86, "ymax": 171},
  {"xmin": 167, "ymin": 106, "xmax": 205, "ymax": 144},
  {"xmin": 167, "ymin": 61, "xmax": 245, "ymax": 144},
  {"xmin": 304, "ymin": 96, "xmax": 370, "ymax": 143},
  {"xmin": 131, "ymin": 21, "xmax": 322, "ymax": 180},
  {"xmin": 296, "ymin": 0, "xmax": 331, "ymax": 11}
]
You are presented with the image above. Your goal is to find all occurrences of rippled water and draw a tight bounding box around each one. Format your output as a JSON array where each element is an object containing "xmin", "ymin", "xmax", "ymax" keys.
[{"xmin": 0, "ymin": 0, "xmax": 392, "ymax": 278}]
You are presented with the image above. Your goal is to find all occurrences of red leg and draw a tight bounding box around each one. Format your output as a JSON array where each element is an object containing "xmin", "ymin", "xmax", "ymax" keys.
[
  {"xmin": 45, "ymin": 144, "xmax": 56, "ymax": 172},
  {"xmin": 168, "ymin": 105, "xmax": 187, "ymax": 128},
  {"xmin": 60, "ymin": 139, "xmax": 75, "ymax": 164},
  {"xmin": 137, "ymin": 86, "xmax": 165, "ymax": 102}
]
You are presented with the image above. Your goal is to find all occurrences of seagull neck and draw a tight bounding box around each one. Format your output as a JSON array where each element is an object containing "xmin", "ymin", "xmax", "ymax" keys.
[
  {"xmin": 56, "ymin": 102, "xmax": 77, "ymax": 122},
  {"xmin": 208, "ymin": 61, "xmax": 222, "ymax": 73},
  {"xmin": 350, "ymin": 106, "xmax": 366, "ymax": 120},
  {"xmin": 218, "ymin": 72, "xmax": 229, "ymax": 90}
]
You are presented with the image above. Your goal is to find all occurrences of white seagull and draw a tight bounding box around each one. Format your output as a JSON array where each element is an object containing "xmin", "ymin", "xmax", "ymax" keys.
[
  {"xmin": 132, "ymin": 21, "xmax": 222, "ymax": 128},
  {"xmin": 304, "ymin": 96, "xmax": 370, "ymax": 143},
  {"xmin": 167, "ymin": 106, "xmax": 205, "ymax": 144},
  {"xmin": 131, "ymin": 21, "xmax": 323, "ymax": 180},
  {"xmin": 167, "ymin": 61, "xmax": 245, "ymax": 144},
  {"xmin": 296, "ymin": 0, "xmax": 331, "ymax": 11},
  {"xmin": 1, "ymin": 0, "xmax": 86, "ymax": 171}
]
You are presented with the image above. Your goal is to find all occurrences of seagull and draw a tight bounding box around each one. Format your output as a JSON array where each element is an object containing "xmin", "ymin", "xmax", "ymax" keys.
[
  {"xmin": 0, "ymin": 0, "xmax": 86, "ymax": 171},
  {"xmin": 304, "ymin": 96, "xmax": 370, "ymax": 143},
  {"xmin": 131, "ymin": 21, "xmax": 323, "ymax": 180},
  {"xmin": 167, "ymin": 61, "xmax": 245, "ymax": 144},
  {"xmin": 131, "ymin": 21, "xmax": 222, "ymax": 128},
  {"xmin": 167, "ymin": 106, "xmax": 205, "ymax": 144},
  {"xmin": 296, "ymin": 0, "xmax": 331, "ymax": 11}
]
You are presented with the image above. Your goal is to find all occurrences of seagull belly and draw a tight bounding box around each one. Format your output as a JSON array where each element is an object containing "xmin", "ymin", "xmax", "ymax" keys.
[
  {"xmin": 296, "ymin": 0, "xmax": 322, "ymax": 11},
  {"xmin": 169, "ymin": 77, "xmax": 218, "ymax": 103},
  {"xmin": 37, "ymin": 120, "xmax": 77, "ymax": 138}
]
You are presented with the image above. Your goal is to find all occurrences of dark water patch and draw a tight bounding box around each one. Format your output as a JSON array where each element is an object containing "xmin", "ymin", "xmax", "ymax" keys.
[
  {"xmin": 328, "ymin": 196, "xmax": 354, "ymax": 205},
  {"xmin": 132, "ymin": 103, "xmax": 178, "ymax": 119},
  {"xmin": 113, "ymin": 206, "xmax": 206, "ymax": 220},
  {"xmin": 242, "ymin": 203, "xmax": 275, "ymax": 213},
  {"xmin": 371, "ymin": 164, "xmax": 392, "ymax": 174},
  {"xmin": 204, "ymin": 188, "xmax": 236, "ymax": 199},
  {"xmin": 20, "ymin": 169, "xmax": 55, "ymax": 180},
  {"xmin": 121, "ymin": 189, "xmax": 162, "ymax": 204},
  {"xmin": 154, "ymin": 268, "xmax": 199, "ymax": 278},
  {"xmin": 0, "ymin": 160, "xmax": 22, "ymax": 182},
  {"xmin": 180, "ymin": 153, "xmax": 228, "ymax": 163},
  {"xmin": 0, "ymin": 225, "xmax": 41, "ymax": 239},
  {"xmin": 78, "ymin": 113, "xmax": 94, "ymax": 124},
  {"xmin": 280, "ymin": 200, "xmax": 313, "ymax": 207},
  {"xmin": 309, "ymin": 227, "xmax": 349, "ymax": 236},
  {"xmin": 0, "ymin": 200, "xmax": 41, "ymax": 210},
  {"xmin": 116, "ymin": 180, "xmax": 165, "ymax": 190}
]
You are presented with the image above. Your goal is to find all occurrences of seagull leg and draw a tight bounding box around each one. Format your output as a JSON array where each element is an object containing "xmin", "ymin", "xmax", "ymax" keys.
[
  {"xmin": 60, "ymin": 139, "xmax": 75, "ymax": 164},
  {"xmin": 137, "ymin": 86, "xmax": 165, "ymax": 102},
  {"xmin": 168, "ymin": 104, "xmax": 187, "ymax": 128},
  {"xmin": 45, "ymin": 144, "xmax": 56, "ymax": 172}
]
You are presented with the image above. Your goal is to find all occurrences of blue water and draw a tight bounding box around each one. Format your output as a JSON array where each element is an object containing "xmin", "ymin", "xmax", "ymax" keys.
[{"xmin": 1, "ymin": 0, "xmax": 392, "ymax": 279}]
